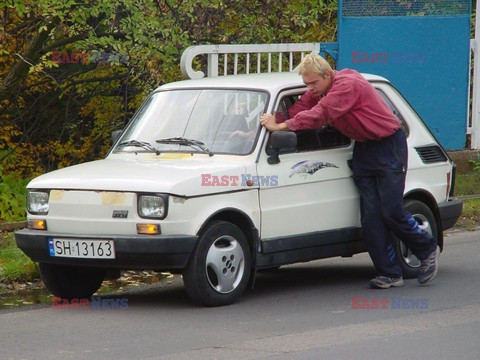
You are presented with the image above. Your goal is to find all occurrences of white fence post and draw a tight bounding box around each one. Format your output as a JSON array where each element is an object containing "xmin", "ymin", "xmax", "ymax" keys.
[{"xmin": 469, "ymin": 1, "xmax": 480, "ymax": 149}]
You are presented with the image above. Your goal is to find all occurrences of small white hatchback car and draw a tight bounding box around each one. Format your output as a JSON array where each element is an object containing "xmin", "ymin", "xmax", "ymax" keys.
[{"xmin": 16, "ymin": 72, "xmax": 462, "ymax": 306}]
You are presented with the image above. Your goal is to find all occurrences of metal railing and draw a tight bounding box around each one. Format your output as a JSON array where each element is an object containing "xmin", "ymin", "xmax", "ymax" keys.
[{"xmin": 180, "ymin": 43, "xmax": 321, "ymax": 79}]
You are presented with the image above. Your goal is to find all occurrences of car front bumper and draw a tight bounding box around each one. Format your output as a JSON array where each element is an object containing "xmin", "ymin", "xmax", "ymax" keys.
[
  {"xmin": 15, "ymin": 229, "xmax": 198, "ymax": 270},
  {"xmin": 438, "ymin": 197, "xmax": 463, "ymax": 230}
]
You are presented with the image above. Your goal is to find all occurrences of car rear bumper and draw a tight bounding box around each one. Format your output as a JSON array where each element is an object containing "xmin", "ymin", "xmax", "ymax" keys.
[
  {"xmin": 438, "ymin": 197, "xmax": 463, "ymax": 230},
  {"xmin": 15, "ymin": 229, "xmax": 198, "ymax": 270}
]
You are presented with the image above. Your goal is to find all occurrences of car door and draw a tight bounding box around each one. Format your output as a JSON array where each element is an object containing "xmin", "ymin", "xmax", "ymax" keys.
[{"xmin": 257, "ymin": 88, "xmax": 361, "ymax": 242}]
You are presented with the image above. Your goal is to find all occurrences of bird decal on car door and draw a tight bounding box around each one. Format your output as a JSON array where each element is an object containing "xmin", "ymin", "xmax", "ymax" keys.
[{"xmin": 289, "ymin": 160, "xmax": 338, "ymax": 178}]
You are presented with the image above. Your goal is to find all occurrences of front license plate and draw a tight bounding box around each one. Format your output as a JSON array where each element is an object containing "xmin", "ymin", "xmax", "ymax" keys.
[{"xmin": 48, "ymin": 238, "xmax": 115, "ymax": 259}]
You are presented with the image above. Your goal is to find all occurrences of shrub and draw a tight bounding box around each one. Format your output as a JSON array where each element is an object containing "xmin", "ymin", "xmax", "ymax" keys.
[{"xmin": 0, "ymin": 165, "xmax": 29, "ymax": 222}]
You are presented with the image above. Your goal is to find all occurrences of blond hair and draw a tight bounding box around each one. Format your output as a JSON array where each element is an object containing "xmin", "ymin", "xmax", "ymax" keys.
[{"xmin": 298, "ymin": 53, "xmax": 333, "ymax": 77}]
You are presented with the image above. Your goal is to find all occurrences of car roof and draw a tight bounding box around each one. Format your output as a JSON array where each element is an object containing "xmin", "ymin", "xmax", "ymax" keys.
[{"xmin": 157, "ymin": 71, "xmax": 390, "ymax": 94}]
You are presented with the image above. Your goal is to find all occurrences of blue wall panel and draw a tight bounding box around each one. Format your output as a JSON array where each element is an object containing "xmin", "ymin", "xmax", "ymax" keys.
[{"xmin": 337, "ymin": 16, "xmax": 470, "ymax": 149}]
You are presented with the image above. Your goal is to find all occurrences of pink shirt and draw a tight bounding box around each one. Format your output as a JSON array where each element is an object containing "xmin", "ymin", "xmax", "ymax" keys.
[{"xmin": 283, "ymin": 69, "xmax": 400, "ymax": 142}]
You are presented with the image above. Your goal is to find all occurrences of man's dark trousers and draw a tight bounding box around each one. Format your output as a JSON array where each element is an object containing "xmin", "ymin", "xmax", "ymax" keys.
[{"xmin": 352, "ymin": 129, "xmax": 436, "ymax": 278}]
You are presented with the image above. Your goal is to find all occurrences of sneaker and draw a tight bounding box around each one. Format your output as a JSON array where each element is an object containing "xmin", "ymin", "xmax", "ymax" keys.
[
  {"xmin": 418, "ymin": 246, "xmax": 440, "ymax": 284},
  {"xmin": 370, "ymin": 276, "xmax": 404, "ymax": 289}
]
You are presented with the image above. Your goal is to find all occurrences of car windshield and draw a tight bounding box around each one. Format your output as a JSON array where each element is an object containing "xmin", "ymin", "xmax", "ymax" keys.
[{"xmin": 115, "ymin": 89, "xmax": 268, "ymax": 155}]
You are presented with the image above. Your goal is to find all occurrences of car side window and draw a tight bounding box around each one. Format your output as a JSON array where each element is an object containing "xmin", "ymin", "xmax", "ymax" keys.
[
  {"xmin": 271, "ymin": 92, "xmax": 351, "ymax": 153},
  {"xmin": 376, "ymin": 89, "xmax": 410, "ymax": 137}
]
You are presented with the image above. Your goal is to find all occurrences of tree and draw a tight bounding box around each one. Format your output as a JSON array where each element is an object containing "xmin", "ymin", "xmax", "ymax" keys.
[{"xmin": 0, "ymin": 0, "xmax": 337, "ymax": 177}]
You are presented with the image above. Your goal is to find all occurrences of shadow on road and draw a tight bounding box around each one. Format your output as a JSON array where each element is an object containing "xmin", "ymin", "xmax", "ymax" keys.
[
  {"xmin": 105, "ymin": 259, "xmax": 376, "ymax": 308},
  {"xmin": 0, "ymin": 258, "xmax": 378, "ymax": 312}
]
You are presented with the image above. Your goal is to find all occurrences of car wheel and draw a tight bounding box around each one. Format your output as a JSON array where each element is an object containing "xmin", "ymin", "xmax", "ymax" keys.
[
  {"xmin": 39, "ymin": 263, "xmax": 106, "ymax": 299},
  {"xmin": 182, "ymin": 220, "xmax": 251, "ymax": 306},
  {"xmin": 393, "ymin": 199, "xmax": 438, "ymax": 279}
]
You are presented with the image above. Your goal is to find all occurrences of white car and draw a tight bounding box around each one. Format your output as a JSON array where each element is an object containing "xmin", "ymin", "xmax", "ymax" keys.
[{"xmin": 16, "ymin": 72, "xmax": 462, "ymax": 306}]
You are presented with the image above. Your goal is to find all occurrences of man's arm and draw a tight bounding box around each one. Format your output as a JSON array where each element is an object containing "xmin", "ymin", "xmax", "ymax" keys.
[
  {"xmin": 286, "ymin": 81, "xmax": 359, "ymax": 131},
  {"xmin": 260, "ymin": 114, "xmax": 289, "ymax": 132},
  {"xmin": 262, "ymin": 81, "xmax": 359, "ymax": 132},
  {"xmin": 261, "ymin": 91, "xmax": 320, "ymax": 131},
  {"xmin": 275, "ymin": 91, "xmax": 320, "ymax": 123}
]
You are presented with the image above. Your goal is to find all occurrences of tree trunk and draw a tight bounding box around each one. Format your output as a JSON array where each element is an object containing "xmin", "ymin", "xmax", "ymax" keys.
[{"xmin": 0, "ymin": 19, "xmax": 58, "ymax": 104}]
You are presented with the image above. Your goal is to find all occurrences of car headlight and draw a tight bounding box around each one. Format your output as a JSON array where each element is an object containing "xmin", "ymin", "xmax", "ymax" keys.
[
  {"xmin": 27, "ymin": 191, "xmax": 49, "ymax": 214},
  {"xmin": 138, "ymin": 194, "xmax": 168, "ymax": 219}
]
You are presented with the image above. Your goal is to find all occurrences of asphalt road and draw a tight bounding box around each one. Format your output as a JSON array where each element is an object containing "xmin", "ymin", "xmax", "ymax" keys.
[{"xmin": 1, "ymin": 229, "xmax": 479, "ymax": 360}]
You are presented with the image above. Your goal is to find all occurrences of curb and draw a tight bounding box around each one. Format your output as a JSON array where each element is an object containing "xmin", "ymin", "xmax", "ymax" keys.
[
  {"xmin": 457, "ymin": 194, "xmax": 480, "ymax": 200},
  {"xmin": 0, "ymin": 221, "xmax": 27, "ymax": 232}
]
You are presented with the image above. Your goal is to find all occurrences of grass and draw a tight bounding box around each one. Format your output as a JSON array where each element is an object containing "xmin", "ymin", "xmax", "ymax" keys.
[
  {"xmin": 0, "ymin": 232, "xmax": 39, "ymax": 283},
  {"xmin": 453, "ymin": 198, "xmax": 480, "ymax": 231},
  {"xmin": 451, "ymin": 170, "xmax": 480, "ymax": 230},
  {"xmin": 454, "ymin": 172, "xmax": 480, "ymax": 197}
]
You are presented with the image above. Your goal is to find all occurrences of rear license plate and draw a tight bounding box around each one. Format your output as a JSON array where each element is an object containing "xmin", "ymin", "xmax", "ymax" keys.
[{"xmin": 48, "ymin": 238, "xmax": 115, "ymax": 259}]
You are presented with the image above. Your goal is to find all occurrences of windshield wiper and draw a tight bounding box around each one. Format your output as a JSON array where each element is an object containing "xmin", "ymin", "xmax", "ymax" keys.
[
  {"xmin": 117, "ymin": 140, "xmax": 160, "ymax": 155},
  {"xmin": 155, "ymin": 137, "xmax": 213, "ymax": 156}
]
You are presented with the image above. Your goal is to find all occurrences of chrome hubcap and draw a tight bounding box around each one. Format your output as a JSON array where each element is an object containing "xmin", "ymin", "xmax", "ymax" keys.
[{"xmin": 205, "ymin": 236, "xmax": 245, "ymax": 294}]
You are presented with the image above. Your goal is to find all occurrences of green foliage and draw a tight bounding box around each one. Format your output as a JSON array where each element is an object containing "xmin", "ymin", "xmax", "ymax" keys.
[
  {"xmin": 0, "ymin": 233, "xmax": 39, "ymax": 282},
  {"xmin": 0, "ymin": 165, "xmax": 29, "ymax": 222},
  {"xmin": 468, "ymin": 159, "xmax": 480, "ymax": 171},
  {"xmin": 0, "ymin": 0, "xmax": 338, "ymax": 178}
]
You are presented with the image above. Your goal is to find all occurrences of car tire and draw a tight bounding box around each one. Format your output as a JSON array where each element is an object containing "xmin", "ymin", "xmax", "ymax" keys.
[
  {"xmin": 393, "ymin": 199, "xmax": 438, "ymax": 279},
  {"xmin": 182, "ymin": 220, "xmax": 251, "ymax": 306},
  {"xmin": 39, "ymin": 263, "xmax": 106, "ymax": 299}
]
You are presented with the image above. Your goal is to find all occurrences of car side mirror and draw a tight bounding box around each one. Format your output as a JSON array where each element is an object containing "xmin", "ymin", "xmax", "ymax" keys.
[
  {"xmin": 111, "ymin": 130, "xmax": 123, "ymax": 144},
  {"xmin": 267, "ymin": 131, "xmax": 297, "ymax": 164}
]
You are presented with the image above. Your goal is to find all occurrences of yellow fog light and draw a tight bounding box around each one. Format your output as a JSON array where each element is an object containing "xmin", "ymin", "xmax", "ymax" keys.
[
  {"xmin": 28, "ymin": 219, "xmax": 47, "ymax": 230},
  {"xmin": 136, "ymin": 224, "xmax": 160, "ymax": 235}
]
